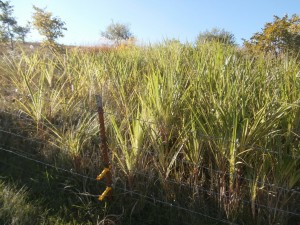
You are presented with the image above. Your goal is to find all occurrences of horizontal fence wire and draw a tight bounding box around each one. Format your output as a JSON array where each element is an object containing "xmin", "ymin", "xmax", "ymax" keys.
[
  {"xmin": 0, "ymin": 145, "xmax": 237, "ymax": 225},
  {"xmin": 0, "ymin": 128, "xmax": 47, "ymax": 146},
  {"xmin": 1, "ymin": 107, "xmax": 299, "ymax": 160},
  {"xmin": 0, "ymin": 122, "xmax": 299, "ymax": 198},
  {"xmin": 0, "ymin": 153, "xmax": 90, "ymax": 188},
  {"xmin": 117, "ymin": 195, "xmax": 194, "ymax": 225},
  {"xmin": 0, "ymin": 109, "xmax": 37, "ymax": 123},
  {"xmin": 0, "ymin": 146, "xmax": 94, "ymax": 181},
  {"xmin": 3, "ymin": 87, "xmax": 300, "ymax": 127},
  {"xmin": 132, "ymin": 170, "xmax": 300, "ymax": 217},
  {"xmin": 1, "ymin": 53, "xmax": 300, "ymax": 222},
  {"xmin": 1, "ymin": 140, "xmax": 300, "ymax": 218},
  {"xmin": 1, "ymin": 91, "xmax": 300, "ymax": 144},
  {"xmin": 1, "ymin": 96, "xmax": 300, "ymax": 218},
  {"xmin": 1, "ymin": 122, "xmax": 300, "ymax": 196},
  {"xmin": 110, "ymin": 142, "xmax": 300, "ymax": 195}
]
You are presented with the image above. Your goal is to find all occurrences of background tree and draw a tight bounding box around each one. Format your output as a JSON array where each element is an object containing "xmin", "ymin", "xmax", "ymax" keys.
[
  {"xmin": 32, "ymin": 6, "xmax": 67, "ymax": 50},
  {"xmin": 243, "ymin": 14, "xmax": 300, "ymax": 56},
  {"xmin": 13, "ymin": 23, "xmax": 30, "ymax": 43},
  {"xmin": 101, "ymin": 21, "xmax": 133, "ymax": 45},
  {"xmin": 0, "ymin": 0, "xmax": 17, "ymax": 49},
  {"xmin": 196, "ymin": 27, "xmax": 236, "ymax": 45}
]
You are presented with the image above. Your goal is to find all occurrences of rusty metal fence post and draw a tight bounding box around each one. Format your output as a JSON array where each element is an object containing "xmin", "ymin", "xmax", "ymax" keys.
[{"xmin": 95, "ymin": 95, "xmax": 112, "ymax": 201}]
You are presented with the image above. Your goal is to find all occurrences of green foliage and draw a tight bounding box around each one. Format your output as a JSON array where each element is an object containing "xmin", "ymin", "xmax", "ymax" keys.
[
  {"xmin": 0, "ymin": 0, "xmax": 16, "ymax": 48},
  {"xmin": 1, "ymin": 43, "xmax": 300, "ymax": 224},
  {"xmin": 244, "ymin": 14, "xmax": 300, "ymax": 56},
  {"xmin": 196, "ymin": 27, "xmax": 236, "ymax": 45},
  {"xmin": 0, "ymin": 1, "xmax": 30, "ymax": 49},
  {"xmin": 101, "ymin": 21, "xmax": 133, "ymax": 45},
  {"xmin": 13, "ymin": 24, "xmax": 30, "ymax": 43},
  {"xmin": 32, "ymin": 6, "xmax": 67, "ymax": 51}
]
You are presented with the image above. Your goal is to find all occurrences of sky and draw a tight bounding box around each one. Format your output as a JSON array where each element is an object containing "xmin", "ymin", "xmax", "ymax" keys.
[{"xmin": 8, "ymin": 0, "xmax": 300, "ymax": 46}]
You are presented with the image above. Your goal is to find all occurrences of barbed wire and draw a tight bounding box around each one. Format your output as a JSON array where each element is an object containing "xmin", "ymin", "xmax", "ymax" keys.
[
  {"xmin": 0, "ymin": 155, "xmax": 80, "ymax": 185},
  {"xmin": 0, "ymin": 145, "xmax": 237, "ymax": 225},
  {"xmin": 2, "ymin": 87, "xmax": 300, "ymax": 126},
  {"xmin": 132, "ymin": 170, "xmax": 300, "ymax": 216},
  {"xmin": 1, "ymin": 125, "xmax": 300, "ymax": 196},
  {"xmin": 0, "ymin": 128, "xmax": 47, "ymax": 144},
  {"xmin": 1, "ymin": 94, "xmax": 300, "ymax": 154},
  {"xmin": 197, "ymin": 165, "xmax": 300, "ymax": 195},
  {"xmin": 1, "ymin": 89, "xmax": 96, "ymax": 111},
  {"xmin": 0, "ymin": 143, "xmax": 42, "ymax": 160},
  {"xmin": 0, "ymin": 103, "xmax": 300, "ymax": 159},
  {"xmin": 110, "ymin": 142, "xmax": 300, "ymax": 195},
  {"xmin": 0, "ymin": 108, "xmax": 95, "ymax": 124},
  {"xmin": 117, "ymin": 195, "xmax": 196, "ymax": 225},
  {"xmin": 1, "ymin": 145, "xmax": 300, "ymax": 218},
  {"xmin": 1, "ymin": 95, "xmax": 300, "ymax": 205},
  {"xmin": 0, "ymin": 109, "xmax": 36, "ymax": 123},
  {"xmin": 0, "ymin": 146, "xmax": 94, "ymax": 181},
  {"xmin": 110, "ymin": 130, "xmax": 299, "ymax": 159}
]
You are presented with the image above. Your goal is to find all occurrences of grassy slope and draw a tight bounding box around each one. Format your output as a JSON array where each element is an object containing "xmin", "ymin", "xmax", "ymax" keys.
[{"xmin": 0, "ymin": 42, "xmax": 300, "ymax": 224}]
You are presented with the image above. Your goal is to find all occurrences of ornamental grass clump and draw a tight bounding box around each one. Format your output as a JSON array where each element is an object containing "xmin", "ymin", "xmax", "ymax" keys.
[{"xmin": 0, "ymin": 41, "xmax": 299, "ymax": 224}]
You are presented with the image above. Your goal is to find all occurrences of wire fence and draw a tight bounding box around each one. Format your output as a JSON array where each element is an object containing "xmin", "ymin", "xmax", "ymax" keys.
[
  {"xmin": 1, "ymin": 143, "xmax": 300, "ymax": 222},
  {"xmin": 1, "ymin": 118, "xmax": 299, "ymax": 197},
  {"xmin": 1, "ymin": 108, "xmax": 300, "ymax": 196},
  {"xmin": 1, "ymin": 107, "xmax": 299, "ymax": 159},
  {"xmin": 0, "ymin": 145, "xmax": 238, "ymax": 225},
  {"xmin": 1, "ymin": 130, "xmax": 300, "ymax": 218},
  {"xmin": 1, "ymin": 93, "xmax": 300, "ymax": 223}
]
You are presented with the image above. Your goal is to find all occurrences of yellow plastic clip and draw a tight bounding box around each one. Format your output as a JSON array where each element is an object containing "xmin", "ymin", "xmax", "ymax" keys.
[
  {"xmin": 96, "ymin": 167, "xmax": 110, "ymax": 181},
  {"xmin": 98, "ymin": 186, "xmax": 112, "ymax": 201}
]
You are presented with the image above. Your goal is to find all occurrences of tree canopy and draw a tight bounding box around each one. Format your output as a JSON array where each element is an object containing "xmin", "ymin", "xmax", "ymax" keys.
[
  {"xmin": 101, "ymin": 22, "xmax": 133, "ymax": 45},
  {"xmin": 0, "ymin": 0, "xmax": 17, "ymax": 48},
  {"xmin": 196, "ymin": 28, "xmax": 236, "ymax": 45},
  {"xmin": 32, "ymin": 6, "xmax": 67, "ymax": 50},
  {"xmin": 0, "ymin": 1, "xmax": 30, "ymax": 49},
  {"xmin": 243, "ymin": 14, "xmax": 300, "ymax": 56},
  {"xmin": 13, "ymin": 24, "xmax": 30, "ymax": 43}
]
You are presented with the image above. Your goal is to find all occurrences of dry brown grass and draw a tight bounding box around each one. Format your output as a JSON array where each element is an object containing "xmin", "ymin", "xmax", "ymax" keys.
[{"xmin": 71, "ymin": 45, "xmax": 116, "ymax": 54}]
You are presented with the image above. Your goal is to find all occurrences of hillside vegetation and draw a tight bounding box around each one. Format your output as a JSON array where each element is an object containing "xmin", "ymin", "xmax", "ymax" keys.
[{"xmin": 0, "ymin": 42, "xmax": 300, "ymax": 224}]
